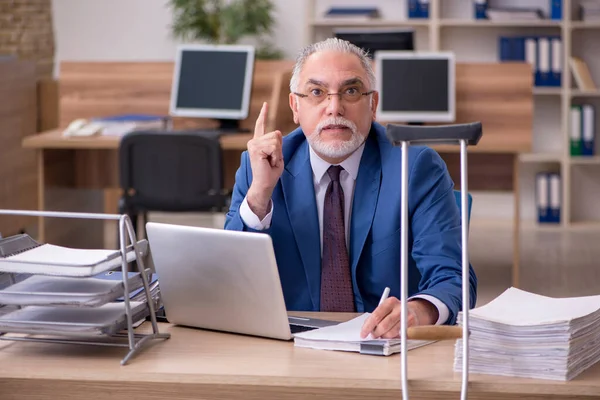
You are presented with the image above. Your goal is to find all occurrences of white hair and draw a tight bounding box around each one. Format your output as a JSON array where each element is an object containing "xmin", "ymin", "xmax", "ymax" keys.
[{"xmin": 289, "ymin": 37, "xmax": 376, "ymax": 93}]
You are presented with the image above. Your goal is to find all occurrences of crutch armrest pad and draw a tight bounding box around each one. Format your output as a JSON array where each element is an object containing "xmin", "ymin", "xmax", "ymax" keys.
[{"xmin": 386, "ymin": 122, "xmax": 483, "ymax": 146}]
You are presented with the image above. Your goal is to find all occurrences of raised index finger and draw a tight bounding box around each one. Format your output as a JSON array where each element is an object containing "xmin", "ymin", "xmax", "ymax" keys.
[{"xmin": 254, "ymin": 102, "xmax": 268, "ymax": 138}]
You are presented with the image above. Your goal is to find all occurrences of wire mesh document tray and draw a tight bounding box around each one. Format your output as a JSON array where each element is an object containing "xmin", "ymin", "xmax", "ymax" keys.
[
  {"xmin": 0, "ymin": 268, "xmax": 151, "ymax": 307},
  {"xmin": 0, "ymin": 301, "xmax": 149, "ymax": 336},
  {"xmin": 0, "ymin": 209, "xmax": 170, "ymax": 365}
]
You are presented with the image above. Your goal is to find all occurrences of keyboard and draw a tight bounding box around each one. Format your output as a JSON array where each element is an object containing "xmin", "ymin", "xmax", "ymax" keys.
[{"xmin": 290, "ymin": 324, "xmax": 317, "ymax": 334}]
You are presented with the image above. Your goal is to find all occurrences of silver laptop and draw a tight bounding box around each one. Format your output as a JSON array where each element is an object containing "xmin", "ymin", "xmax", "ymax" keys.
[{"xmin": 145, "ymin": 222, "xmax": 338, "ymax": 340}]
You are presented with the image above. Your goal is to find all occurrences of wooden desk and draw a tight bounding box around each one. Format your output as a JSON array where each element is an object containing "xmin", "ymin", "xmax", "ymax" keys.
[
  {"xmin": 23, "ymin": 127, "xmax": 252, "ymax": 151},
  {"xmin": 0, "ymin": 313, "xmax": 598, "ymax": 400}
]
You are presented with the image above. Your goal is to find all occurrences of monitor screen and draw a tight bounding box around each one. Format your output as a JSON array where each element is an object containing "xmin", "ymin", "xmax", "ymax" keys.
[
  {"xmin": 170, "ymin": 44, "xmax": 255, "ymax": 125},
  {"xmin": 375, "ymin": 51, "xmax": 455, "ymax": 123},
  {"xmin": 334, "ymin": 29, "xmax": 414, "ymax": 58}
]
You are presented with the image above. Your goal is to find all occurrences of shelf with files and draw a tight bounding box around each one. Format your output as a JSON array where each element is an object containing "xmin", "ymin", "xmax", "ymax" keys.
[
  {"xmin": 570, "ymin": 21, "xmax": 600, "ymax": 29},
  {"xmin": 309, "ymin": 19, "xmax": 430, "ymax": 28},
  {"xmin": 570, "ymin": 155, "xmax": 600, "ymax": 164},
  {"xmin": 534, "ymin": 87, "xmax": 563, "ymax": 95},
  {"xmin": 0, "ymin": 210, "xmax": 169, "ymax": 365},
  {"xmin": 571, "ymin": 89, "xmax": 600, "ymax": 97},
  {"xmin": 439, "ymin": 19, "xmax": 563, "ymax": 27}
]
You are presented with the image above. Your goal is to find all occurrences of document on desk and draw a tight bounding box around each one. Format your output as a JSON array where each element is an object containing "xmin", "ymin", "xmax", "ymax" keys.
[
  {"xmin": 293, "ymin": 313, "xmax": 434, "ymax": 356},
  {"xmin": 454, "ymin": 287, "xmax": 600, "ymax": 381}
]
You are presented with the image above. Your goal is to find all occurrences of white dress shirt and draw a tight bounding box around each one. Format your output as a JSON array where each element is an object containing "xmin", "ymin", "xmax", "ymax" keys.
[{"xmin": 239, "ymin": 143, "xmax": 449, "ymax": 325}]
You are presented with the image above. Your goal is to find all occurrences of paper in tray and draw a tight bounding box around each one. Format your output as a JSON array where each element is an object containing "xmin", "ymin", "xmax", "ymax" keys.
[
  {"xmin": 0, "ymin": 240, "xmax": 149, "ymax": 277},
  {"xmin": 0, "ymin": 270, "xmax": 150, "ymax": 307},
  {"xmin": 0, "ymin": 301, "xmax": 149, "ymax": 336}
]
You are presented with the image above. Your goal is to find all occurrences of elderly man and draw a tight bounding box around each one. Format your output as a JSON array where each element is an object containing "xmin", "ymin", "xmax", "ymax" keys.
[{"xmin": 225, "ymin": 38, "xmax": 477, "ymax": 339}]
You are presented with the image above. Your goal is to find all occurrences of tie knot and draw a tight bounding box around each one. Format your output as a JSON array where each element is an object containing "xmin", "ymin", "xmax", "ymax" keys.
[{"xmin": 327, "ymin": 165, "xmax": 343, "ymax": 182}]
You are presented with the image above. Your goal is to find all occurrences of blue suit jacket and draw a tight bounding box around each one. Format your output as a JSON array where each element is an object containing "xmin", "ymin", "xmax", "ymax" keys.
[{"xmin": 225, "ymin": 122, "xmax": 477, "ymax": 325}]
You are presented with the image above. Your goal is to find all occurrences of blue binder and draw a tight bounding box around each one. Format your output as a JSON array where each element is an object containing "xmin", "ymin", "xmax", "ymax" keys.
[
  {"xmin": 498, "ymin": 36, "xmax": 526, "ymax": 62},
  {"xmin": 550, "ymin": 0, "xmax": 562, "ymax": 20},
  {"xmin": 474, "ymin": 0, "xmax": 488, "ymax": 19},
  {"xmin": 536, "ymin": 37, "xmax": 551, "ymax": 86},
  {"xmin": 418, "ymin": 0, "xmax": 429, "ymax": 18},
  {"xmin": 499, "ymin": 37, "xmax": 511, "ymax": 61},
  {"xmin": 550, "ymin": 36, "xmax": 562, "ymax": 87},
  {"xmin": 408, "ymin": 0, "xmax": 420, "ymax": 18},
  {"xmin": 582, "ymin": 104, "xmax": 596, "ymax": 156},
  {"xmin": 536, "ymin": 173, "xmax": 550, "ymax": 223},
  {"xmin": 548, "ymin": 173, "xmax": 561, "ymax": 224}
]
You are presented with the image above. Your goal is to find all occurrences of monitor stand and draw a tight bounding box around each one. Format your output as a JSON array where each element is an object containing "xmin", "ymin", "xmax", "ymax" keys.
[{"xmin": 217, "ymin": 118, "xmax": 250, "ymax": 133}]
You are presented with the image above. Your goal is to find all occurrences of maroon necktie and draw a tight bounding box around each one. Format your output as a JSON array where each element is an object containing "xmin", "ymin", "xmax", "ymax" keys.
[{"xmin": 320, "ymin": 165, "xmax": 355, "ymax": 312}]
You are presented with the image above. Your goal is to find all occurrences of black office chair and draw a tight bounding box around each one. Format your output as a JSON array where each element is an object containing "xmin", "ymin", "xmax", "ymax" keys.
[{"xmin": 118, "ymin": 130, "xmax": 231, "ymax": 239}]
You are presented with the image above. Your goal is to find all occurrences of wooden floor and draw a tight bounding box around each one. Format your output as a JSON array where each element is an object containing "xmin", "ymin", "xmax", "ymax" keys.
[{"xmin": 105, "ymin": 214, "xmax": 600, "ymax": 307}]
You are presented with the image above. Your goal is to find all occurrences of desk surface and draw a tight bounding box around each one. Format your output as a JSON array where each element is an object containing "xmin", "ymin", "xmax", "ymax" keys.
[
  {"xmin": 23, "ymin": 129, "xmax": 521, "ymax": 154},
  {"xmin": 22, "ymin": 128, "xmax": 254, "ymax": 151},
  {"xmin": 0, "ymin": 312, "xmax": 598, "ymax": 400}
]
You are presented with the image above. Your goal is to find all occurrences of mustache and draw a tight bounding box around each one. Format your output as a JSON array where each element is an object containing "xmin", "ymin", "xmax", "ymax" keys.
[{"xmin": 315, "ymin": 117, "xmax": 358, "ymax": 135}]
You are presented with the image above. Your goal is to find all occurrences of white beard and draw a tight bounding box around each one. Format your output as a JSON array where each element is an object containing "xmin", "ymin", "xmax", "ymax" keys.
[{"xmin": 307, "ymin": 117, "xmax": 365, "ymax": 159}]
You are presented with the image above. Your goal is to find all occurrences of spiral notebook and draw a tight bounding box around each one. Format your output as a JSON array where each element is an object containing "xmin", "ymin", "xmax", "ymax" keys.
[{"xmin": 0, "ymin": 234, "xmax": 143, "ymax": 277}]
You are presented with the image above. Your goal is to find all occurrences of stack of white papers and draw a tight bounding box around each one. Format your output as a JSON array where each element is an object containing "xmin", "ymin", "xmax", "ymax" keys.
[
  {"xmin": 454, "ymin": 287, "xmax": 600, "ymax": 380},
  {"xmin": 294, "ymin": 313, "xmax": 433, "ymax": 356}
]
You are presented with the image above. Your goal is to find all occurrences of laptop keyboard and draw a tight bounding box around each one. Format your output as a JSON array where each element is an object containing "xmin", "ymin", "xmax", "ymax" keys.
[{"xmin": 290, "ymin": 324, "xmax": 317, "ymax": 334}]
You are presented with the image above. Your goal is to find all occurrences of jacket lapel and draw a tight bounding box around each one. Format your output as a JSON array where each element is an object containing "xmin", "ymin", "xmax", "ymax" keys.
[
  {"xmin": 280, "ymin": 141, "xmax": 321, "ymax": 310},
  {"xmin": 350, "ymin": 134, "xmax": 382, "ymax": 291}
]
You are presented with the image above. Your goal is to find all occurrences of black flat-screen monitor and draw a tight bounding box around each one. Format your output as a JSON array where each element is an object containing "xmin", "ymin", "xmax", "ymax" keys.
[
  {"xmin": 334, "ymin": 29, "xmax": 415, "ymax": 58},
  {"xmin": 170, "ymin": 44, "xmax": 255, "ymax": 131},
  {"xmin": 375, "ymin": 51, "xmax": 455, "ymax": 123}
]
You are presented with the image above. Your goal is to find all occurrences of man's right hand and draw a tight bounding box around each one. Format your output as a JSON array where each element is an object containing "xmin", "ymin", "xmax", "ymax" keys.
[{"xmin": 246, "ymin": 102, "xmax": 284, "ymax": 220}]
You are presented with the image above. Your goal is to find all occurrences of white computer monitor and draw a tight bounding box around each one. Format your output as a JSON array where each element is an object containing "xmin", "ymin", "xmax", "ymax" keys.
[
  {"xmin": 375, "ymin": 51, "xmax": 455, "ymax": 123},
  {"xmin": 169, "ymin": 44, "xmax": 255, "ymax": 130}
]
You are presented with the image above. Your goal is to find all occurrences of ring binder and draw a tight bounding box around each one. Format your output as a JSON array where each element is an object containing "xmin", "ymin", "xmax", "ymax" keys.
[{"xmin": 0, "ymin": 209, "xmax": 170, "ymax": 365}]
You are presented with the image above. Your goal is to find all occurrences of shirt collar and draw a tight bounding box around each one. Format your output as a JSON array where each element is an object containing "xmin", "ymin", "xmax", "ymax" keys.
[{"xmin": 309, "ymin": 140, "xmax": 366, "ymax": 184}]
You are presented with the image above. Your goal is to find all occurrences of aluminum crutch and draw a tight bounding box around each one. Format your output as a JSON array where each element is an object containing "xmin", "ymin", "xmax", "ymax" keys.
[{"xmin": 385, "ymin": 122, "xmax": 483, "ymax": 400}]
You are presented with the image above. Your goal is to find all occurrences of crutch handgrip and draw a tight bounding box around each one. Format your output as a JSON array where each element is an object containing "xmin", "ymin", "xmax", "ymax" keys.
[{"xmin": 406, "ymin": 325, "xmax": 464, "ymax": 341}]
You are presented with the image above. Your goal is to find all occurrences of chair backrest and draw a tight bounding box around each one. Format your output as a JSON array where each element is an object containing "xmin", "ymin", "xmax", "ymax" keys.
[
  {"xmin": 454, "ymin": 190, "xmax": 473, "ymax": 226},
  {"xmin": 119, "ymin": 130, "xmax": 227, "ymax": 212}
]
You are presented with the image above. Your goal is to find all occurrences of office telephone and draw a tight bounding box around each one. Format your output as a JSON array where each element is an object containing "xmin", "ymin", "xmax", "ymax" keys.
[{"xmin": 62, "ymin": 119, "xmax": 104, "ymax": 137}]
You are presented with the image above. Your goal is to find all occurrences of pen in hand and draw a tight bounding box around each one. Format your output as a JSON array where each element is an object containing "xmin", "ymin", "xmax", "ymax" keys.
[
  {"xmin": 378, "ymin": 286, "xmax": 390, "ymax": 306},
  {"xmin": 363, "ymin": 287, "xmax": 391, "ymax": 339}
]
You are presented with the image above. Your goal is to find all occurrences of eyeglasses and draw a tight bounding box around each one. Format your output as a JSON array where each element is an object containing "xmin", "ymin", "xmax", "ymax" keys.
[{"xmin": 293, "ymin": 87, "xmax": 374, "ymax": 105}]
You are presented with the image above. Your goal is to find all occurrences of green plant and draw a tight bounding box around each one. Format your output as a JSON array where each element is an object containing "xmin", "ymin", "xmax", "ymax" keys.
[{"xmin": 168, "ymin": 0, "xmax": 283, "ymax": 59}]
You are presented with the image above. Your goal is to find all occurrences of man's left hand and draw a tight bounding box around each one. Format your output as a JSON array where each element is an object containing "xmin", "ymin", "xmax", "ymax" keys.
[{"xmin": 359, "ymin": 298, "xmax": 439, "ymax": 339}]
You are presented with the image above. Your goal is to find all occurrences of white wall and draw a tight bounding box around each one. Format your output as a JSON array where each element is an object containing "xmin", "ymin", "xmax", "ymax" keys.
[{"xmin": 51, "ymin": 0, "xmax": 305, "ymax": 66}]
